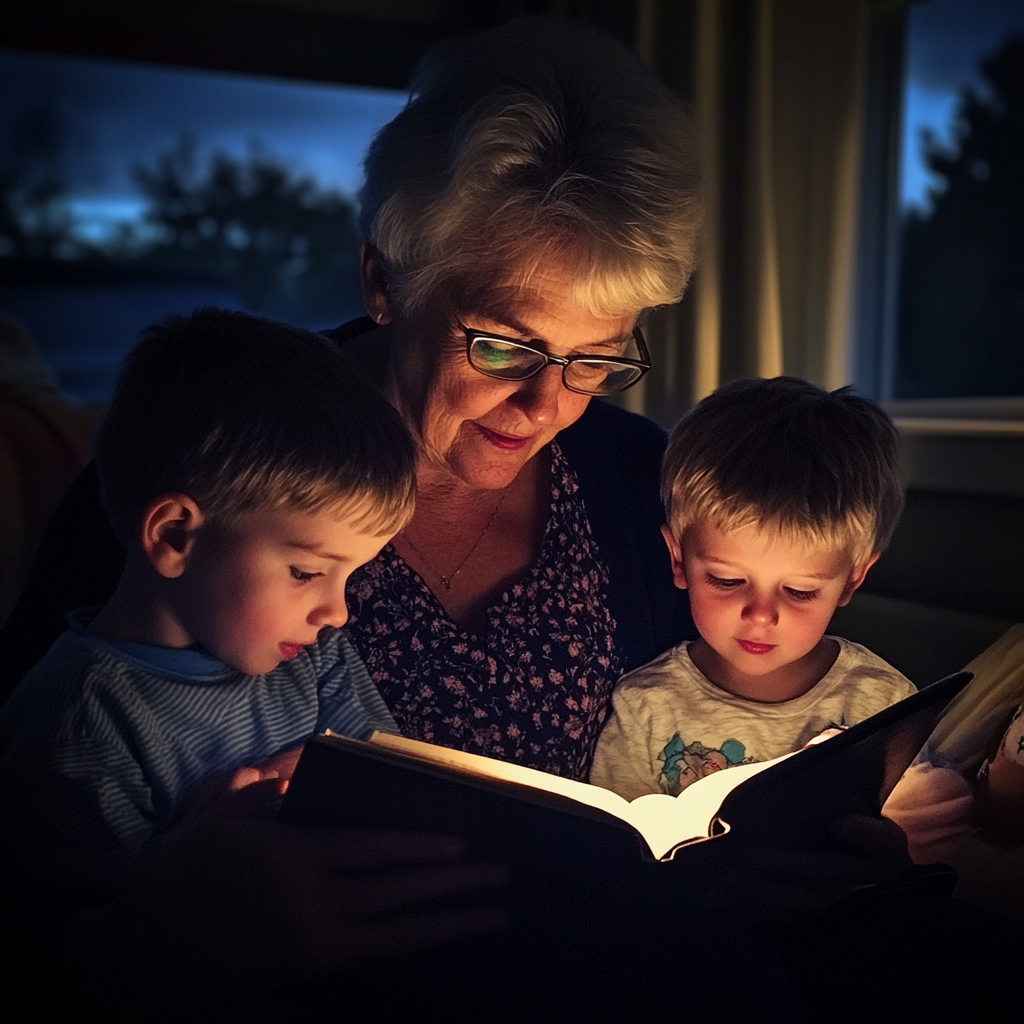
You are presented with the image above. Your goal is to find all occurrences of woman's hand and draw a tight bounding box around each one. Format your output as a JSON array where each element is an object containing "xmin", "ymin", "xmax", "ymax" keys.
[{"xmin": 62, "ymin": 783, "xmax": 508, "ymax": 1021}]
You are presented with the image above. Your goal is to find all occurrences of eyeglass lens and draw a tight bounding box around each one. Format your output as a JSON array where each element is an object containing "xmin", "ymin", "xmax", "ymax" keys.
[{"xmin": 469, "ymin": 336, "xmax": 643, "ymax": 395}]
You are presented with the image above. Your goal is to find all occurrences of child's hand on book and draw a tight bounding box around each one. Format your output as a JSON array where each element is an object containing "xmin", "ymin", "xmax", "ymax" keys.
[
  {"xmin": 801, "ymin": 726, "xmax": 847, "ymax": 747},
  {"xmin": 174, "ymin": 744, "xmax": 307, "ymax": 829},
  {"xmin": 174, "ymin": 762, "xmax": 292, "ymax": 827},
  {"xmin": 253, "ymin": 743, "xmax": 305, "ymax": 781}
]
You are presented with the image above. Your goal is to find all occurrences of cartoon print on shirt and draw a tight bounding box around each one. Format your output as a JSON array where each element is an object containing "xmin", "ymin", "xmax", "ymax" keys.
[
  {"xmin": 1004, "ymin": 702, "xmax": 1024, "ymax": 764},
  {"xmin": 656, "ymin": 732, "xmax": 757, "ymax": 796}
]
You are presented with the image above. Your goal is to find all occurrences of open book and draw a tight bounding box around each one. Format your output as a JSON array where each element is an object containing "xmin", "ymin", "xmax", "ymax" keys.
[
  {"xmin": 281, "ymin": 670, "xmax": 972, "ymax": 865},
  {"xmin": 315, "ymin": 729, "xmax": 792, "ymax": 861}
]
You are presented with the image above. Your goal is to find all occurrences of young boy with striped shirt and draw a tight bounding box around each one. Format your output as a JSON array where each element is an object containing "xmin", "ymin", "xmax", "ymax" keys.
[{"xmin": 0, "ymin": 308, "xmax": 416, "ymax": 897}]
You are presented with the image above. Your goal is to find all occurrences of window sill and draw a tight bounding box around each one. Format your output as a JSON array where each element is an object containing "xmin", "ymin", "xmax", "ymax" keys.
[
  {"xmin": 884, "ymin": 396, "xmax": 1024, "ymax": 422},
  {"xmin": 893, "ymin": 427, "xmax": 1024, "ymax": 498},
  {"xmin": 893, "ymin": 418, "xmax": 1024, "ymax": 438}
]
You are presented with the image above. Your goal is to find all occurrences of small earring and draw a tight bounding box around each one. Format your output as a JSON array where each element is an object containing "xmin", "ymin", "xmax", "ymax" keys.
[{"xmin": 375, "ymin": 312, "xmax": 385, "ymax": 324}]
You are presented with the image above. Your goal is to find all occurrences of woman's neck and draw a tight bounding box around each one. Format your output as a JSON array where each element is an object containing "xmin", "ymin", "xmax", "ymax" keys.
[{"xmin": 394, "ymin": 448, "xmax": 551, "ymax": 633}]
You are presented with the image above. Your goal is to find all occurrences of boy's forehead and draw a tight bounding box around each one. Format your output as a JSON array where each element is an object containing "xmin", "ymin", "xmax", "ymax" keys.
[
  {"xmin": 685, "ymin": 519, "xmax": 856, "ymax": 572},
  {"xmin": 228, "ymin": 504, "xmax": 393, "ymax": 547}
]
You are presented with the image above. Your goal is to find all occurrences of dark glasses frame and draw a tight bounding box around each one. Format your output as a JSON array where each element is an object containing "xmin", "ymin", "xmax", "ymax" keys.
[{"xmin": 462, "ymin": 325, "xmax": 651, "ymax": 396}]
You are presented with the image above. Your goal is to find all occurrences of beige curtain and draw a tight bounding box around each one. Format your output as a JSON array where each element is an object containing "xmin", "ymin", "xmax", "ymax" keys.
[{"xmin": 631, "ymin": 0, "xmax": 871, "ymax": 428}]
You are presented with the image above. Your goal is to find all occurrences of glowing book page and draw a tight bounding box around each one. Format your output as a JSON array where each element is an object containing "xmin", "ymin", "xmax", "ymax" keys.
[{"xmin": 364, "ymin": 730, "xmax": 792, "ymax": 860}]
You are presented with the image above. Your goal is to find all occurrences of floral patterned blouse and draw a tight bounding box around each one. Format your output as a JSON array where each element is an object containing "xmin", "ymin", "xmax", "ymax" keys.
[{"xmin": 345, "ymin": 442, "xmax": 622, "ymax": 781}]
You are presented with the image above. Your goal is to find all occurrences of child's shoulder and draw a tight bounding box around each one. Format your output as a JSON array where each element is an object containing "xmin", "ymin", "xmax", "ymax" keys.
[
  {"xmin": 612, "ymin": 641, "xmax": 697, "ymax": 696},
  {"xmin": 0, "ymin": 610, "xmax": 226, "ymax": 742},
  {"xmin": 826, "ymin": 635, "xmax": 917, "ymax": 700},
  {"xmin": 300, "ymin": 626, "xmax": 372, "ymax": 690},
  {"xmin": 0, "ymin": 629, "xmax": 134, "ymax": 768}
]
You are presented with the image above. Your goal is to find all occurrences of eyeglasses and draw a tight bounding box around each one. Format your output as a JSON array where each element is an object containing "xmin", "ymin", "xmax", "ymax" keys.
[{"xmin": 463, "ymin": 325, "xmax": 650, "ymax": 396}]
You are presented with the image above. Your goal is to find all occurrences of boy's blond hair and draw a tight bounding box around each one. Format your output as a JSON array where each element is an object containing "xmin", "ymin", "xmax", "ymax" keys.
[
  {"xmin": 96, "ymin": 307, "xmax": 416, "ymax": 544},
  {"xmin": 663, "ymin": 377, "xmax": 904, "ymax": 564}
]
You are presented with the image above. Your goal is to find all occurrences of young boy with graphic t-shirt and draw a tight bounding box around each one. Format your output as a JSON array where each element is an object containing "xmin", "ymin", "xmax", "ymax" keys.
[
  {"xmin": 591, "ymin": 376, "xmax": 915, "ymax": 801},
  {"xmin": 0, "ymin": 308, "xmax": 417, "ymax": 897}
]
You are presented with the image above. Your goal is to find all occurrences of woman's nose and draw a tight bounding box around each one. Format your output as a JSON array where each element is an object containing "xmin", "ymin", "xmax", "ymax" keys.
[{"xmin": 509, "ymin": 364, "xmax": 564, "ymax": 424}]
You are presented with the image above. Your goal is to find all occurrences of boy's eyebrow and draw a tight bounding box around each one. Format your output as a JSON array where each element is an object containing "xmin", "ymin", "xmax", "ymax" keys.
[
  {"xmin": 698, "ymin": 555, "xmax": 840, "ymax": 581},
  {"xmin": 286, "ymin": 541, "xmax": 353, "ymax": 563}
]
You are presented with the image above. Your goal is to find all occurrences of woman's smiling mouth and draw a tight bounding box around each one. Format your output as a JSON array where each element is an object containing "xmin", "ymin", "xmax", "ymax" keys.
[{"xmin": 476, "ymin": 424, "xmax": 531, "ymax": 451}]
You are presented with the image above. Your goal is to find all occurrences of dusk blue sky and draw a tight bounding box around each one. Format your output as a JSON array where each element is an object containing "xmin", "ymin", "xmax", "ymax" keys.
[
  {"xmin": 902, "ymin": 0, "xmax": 1024, "ymax": 212},
  {"xmin": 0, "ymin": 48, "xmax": 407, "ymax": 244}
]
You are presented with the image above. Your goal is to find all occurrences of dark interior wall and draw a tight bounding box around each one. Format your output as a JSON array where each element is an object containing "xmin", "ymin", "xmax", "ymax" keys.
[
  {"xmin": 829, "ymin": 482, "xmax": 1023, "ymax": 685},
  {"xmin": 0, "ymin": 0, "xmax": 640, "ymax": 88},
  {"xmin": 864, "ymin": 489, "xmax": 1024, "ymax": 622}
]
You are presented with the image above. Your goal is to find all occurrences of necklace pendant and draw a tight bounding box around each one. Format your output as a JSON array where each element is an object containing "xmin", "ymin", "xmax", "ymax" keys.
[{"xmin": 440, "ymin": 575, "xmax": 452, "ymax": 590}]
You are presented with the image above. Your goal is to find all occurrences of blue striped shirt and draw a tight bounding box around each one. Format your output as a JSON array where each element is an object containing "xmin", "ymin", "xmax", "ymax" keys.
[{"xmin": 0, "ymin": 609, "xmax": 397, "ymax": 897}]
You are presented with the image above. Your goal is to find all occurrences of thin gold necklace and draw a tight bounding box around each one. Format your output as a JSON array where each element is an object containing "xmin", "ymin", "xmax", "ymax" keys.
[{"xmin": 402, "ymin": 483, "xmax": 512, "ymax": 591}]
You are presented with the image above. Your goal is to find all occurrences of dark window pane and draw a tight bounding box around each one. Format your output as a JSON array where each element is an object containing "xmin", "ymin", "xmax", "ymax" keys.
[{"xmin": 896, "ymin": 0, "xmax": 1024, "ymax": 399}]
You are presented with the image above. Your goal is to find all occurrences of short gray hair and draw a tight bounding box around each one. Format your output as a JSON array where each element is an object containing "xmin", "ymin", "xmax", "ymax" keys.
[{"xmin": 359, "ymin": 16, "xmax": 702, "ymax": 319}]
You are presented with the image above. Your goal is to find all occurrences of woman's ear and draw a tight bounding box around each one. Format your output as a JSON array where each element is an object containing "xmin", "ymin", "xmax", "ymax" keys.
[
  {"xmin": 359, "ymin": 241, "xmax": 392, "ymax": 325},
  {"xmin": 837, "ymin": 551, "xmax": 881, "ymax": 607},
  {"xmin": 661, "ymin": 524, "xmax": 689, "ymax": 590},
  {"xmin": 140, "ymin": 494, "xmax": 205, "ymax": 579}
]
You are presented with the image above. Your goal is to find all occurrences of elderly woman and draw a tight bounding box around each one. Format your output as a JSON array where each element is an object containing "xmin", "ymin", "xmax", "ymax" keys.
[
  {"xmin": 334, "ymin": 17, "xmax": 701, "ymax": 780},
  {"xmin": 1, "ymin": 17, "xmax": 1011, "ymax": 1024}
]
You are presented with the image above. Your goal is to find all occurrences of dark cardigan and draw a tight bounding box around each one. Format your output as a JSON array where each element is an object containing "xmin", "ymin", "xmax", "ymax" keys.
[{"xmin": 556, "ymin": 397, "xmax": 696, "ymax": 670}]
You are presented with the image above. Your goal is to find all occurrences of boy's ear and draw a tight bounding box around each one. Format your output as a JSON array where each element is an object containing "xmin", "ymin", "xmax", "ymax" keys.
[
  {"xmin": 837, "ymin": 552, "xmax": 881, "ymax": 607},
  {"xmin": 661, "ymin": 524, "xmax": 689, "ymax": 590},
  {"xmin": 359, "ymin": 241, "xmax": 392, "ymax": 325},
  {"xmin": 140, "ymin": 494, "xmax": 205, "ymax": 580}
]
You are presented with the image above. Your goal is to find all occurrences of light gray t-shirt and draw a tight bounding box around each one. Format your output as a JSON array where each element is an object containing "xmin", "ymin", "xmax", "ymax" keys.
[{"xmin": 590, "ymin": 637, "xmax": 915, "ymax": 801}]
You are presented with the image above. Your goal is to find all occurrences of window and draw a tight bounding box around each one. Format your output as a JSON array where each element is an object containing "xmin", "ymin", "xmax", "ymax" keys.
[
  {"xmin": 0, "ymin": 49, "xmax": 406, "ymax": 402},
  {"xmin": 853, "ymin": 0, "xmax": 1024, "ymax": 501},
  {"xmin": 857, "ymin": 0, "xmax": 1024, "ymax": 410},
  {"xmin": 897, "ymin": 0, "xmax": 1024, "ymax": 401}
]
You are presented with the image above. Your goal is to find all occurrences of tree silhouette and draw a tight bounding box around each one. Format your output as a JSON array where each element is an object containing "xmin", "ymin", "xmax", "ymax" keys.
[
  {"xmin": 0, "ymin": 124, "xmax": 366, "ymax": 328},
  {"xmin": 129, "ymin": 140, "xmax": 363, "ymax": 325},
  {"xmin": 0, "ymin": 108, "xmax": 84, "ymax": 261},
  {"xmin": 897, "ymin": 34, "xmax": 1024, "ymax": 398}
]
